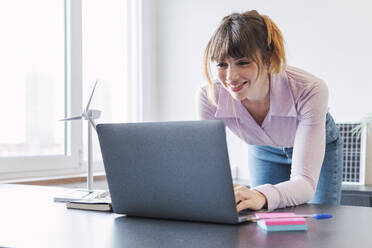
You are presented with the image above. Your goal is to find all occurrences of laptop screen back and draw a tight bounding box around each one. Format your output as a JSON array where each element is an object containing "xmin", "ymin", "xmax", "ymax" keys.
[{"xmin": 96, "ymin": 120, "xmax": 238, "ymax": 223}]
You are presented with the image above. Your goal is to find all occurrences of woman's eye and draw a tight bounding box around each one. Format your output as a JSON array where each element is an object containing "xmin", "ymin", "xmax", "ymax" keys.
[
  {"xmin": 216, "ymin": 63, "xmax": 227, "ymax": 68},
  {"xmin": 238, "ymin": 61, "xmax": 250, "ymax": 65}
]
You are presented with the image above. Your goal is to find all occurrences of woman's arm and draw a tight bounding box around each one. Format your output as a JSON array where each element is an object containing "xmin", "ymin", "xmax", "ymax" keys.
[{"xmin": 253, "ymin": 80, "xmax": 329, "ymax": 210}]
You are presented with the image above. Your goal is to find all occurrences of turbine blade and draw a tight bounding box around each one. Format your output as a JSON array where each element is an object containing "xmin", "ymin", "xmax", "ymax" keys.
[
  {"xmin": 59, "ymin": 115, "xmax": 83, "ymax": 121},
  {"xmin": 85, "ymin": 80, "xmax": 98, "ymax": 112}
]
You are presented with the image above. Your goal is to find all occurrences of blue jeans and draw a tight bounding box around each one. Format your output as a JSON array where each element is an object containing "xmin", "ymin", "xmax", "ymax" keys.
[{"xmin": 248, "ymin": 113, "xmax": 343, "ymax": 205}]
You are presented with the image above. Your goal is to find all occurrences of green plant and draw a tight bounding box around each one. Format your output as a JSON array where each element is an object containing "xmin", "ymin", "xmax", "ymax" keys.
[{"xmin": 352, "ymin": 113, "xmax": 372, "ymax": 138}]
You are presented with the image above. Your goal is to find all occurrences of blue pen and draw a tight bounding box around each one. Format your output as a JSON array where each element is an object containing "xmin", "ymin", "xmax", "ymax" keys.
[
  {"xmin": 248, "ymin": 213, "xmax": 333, "ymax": 222},
  {"xmin": 298, "ymin": 214, "xmax": 333, "ymax": 220}
]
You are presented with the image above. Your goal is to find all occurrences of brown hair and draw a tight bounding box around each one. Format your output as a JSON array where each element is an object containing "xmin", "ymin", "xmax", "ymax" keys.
[{"xmin": 203, "ymin": 10, "xmax": 286, "ymax": 105}]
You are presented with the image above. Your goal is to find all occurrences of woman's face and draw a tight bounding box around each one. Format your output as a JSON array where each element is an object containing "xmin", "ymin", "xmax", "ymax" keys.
[{"xmin": 216, "ymin": 56, "xmax": 269, "ymax": 101}]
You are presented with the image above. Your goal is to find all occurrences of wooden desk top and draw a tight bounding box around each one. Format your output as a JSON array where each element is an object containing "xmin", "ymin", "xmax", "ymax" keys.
[{"xmin": 1, "ymin": 184, "xmax": 372, "ymax": 248}]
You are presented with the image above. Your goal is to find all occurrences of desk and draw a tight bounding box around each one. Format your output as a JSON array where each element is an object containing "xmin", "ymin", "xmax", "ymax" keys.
[
  {"xmin": 1, "ymin": 184, "xmax": 372, "ymax": 248},
  {"xmin": 341, "ymin": 184, "xmax": 372, "ymax": 207}
]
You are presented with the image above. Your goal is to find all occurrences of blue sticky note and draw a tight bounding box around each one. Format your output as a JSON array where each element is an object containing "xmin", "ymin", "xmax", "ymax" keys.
[{"xmin": 258, "ymin": 220, "xmax": 307, "ymax": 232}]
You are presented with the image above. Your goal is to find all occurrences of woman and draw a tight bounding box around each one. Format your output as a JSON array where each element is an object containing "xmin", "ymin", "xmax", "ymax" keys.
[{"xmin": 197, "ymin": 10, "xmax": 343, "ymax": 211}]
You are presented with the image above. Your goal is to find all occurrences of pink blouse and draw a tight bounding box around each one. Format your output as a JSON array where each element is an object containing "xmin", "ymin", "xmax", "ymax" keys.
[{"xmin": 197, "ymin": 66, "xmax": 329, "ymax": 210}]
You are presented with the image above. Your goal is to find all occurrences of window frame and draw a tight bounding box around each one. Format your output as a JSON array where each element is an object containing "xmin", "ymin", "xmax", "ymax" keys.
[{"xmin": 0, "ymin": 0, "xmax": 143, "ymax": 181}]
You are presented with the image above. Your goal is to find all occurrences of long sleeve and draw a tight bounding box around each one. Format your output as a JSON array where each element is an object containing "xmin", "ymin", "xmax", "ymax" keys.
[
  {"xmin": 195, "ymin": 86, "xmax": 217, "ymax": 120},
  {"xmin": 253, "ymin": 80, "xmax": 329, "ymax": 210}
]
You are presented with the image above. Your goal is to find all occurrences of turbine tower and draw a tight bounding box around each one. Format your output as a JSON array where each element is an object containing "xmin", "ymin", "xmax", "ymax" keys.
[{"xmin": 54, "ymin": 80, "xmax": 106, "ymax": 202}]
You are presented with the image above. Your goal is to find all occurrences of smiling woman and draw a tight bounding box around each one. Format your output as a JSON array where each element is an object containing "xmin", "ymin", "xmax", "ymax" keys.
[{"xmin": 197, "ymin": 10, "xmax": 343, "ymax": 211}]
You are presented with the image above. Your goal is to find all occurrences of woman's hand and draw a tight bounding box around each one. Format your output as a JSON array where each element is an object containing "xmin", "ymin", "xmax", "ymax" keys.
[{"xmin": 233, "ymin": 183, "xmax": 267, "ymax": 211}]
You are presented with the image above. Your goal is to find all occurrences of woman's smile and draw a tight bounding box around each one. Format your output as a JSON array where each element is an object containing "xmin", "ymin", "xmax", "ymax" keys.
[{"xmin": 228, "ymin": 81, "xmax": 249, "ymax": 92}]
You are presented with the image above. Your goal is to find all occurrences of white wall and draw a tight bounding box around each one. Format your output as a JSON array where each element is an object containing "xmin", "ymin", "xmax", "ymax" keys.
[{"xmin": 144, "ymin": 0, "xmax": 372, "ymax": 181}]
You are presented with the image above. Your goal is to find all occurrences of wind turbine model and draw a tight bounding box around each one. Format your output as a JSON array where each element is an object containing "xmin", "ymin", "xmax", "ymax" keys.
[{"xmin": 54, "ymin": 80, "xmax": 106, "ymax": 202}]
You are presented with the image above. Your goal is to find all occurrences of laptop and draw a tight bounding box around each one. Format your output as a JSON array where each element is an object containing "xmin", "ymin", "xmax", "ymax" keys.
[{"xmin": 96, "ymin": 120, "xmax": 256, "ymax": 224}]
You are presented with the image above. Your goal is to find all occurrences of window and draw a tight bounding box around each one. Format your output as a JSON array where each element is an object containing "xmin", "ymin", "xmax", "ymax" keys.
[
  {"xmin": 82, "ymin": 0, "xmax": 142, "ymax": 162},
  {"xmin": 0, "ymin": 0, "xmax": 142, "ymax": 180},
  {"xmin": 0, "ymin": 0, "xmax": 65, "ymax": 157}
]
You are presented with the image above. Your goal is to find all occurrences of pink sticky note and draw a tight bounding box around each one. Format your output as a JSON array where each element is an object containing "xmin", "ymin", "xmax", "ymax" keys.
[
  {"xmin": 263, "ymin": 217, "xmax": 306, "ymax": 226},
  {"xmin": 256, "ymin": 212, "xmax": 297, "ymax": 219}
]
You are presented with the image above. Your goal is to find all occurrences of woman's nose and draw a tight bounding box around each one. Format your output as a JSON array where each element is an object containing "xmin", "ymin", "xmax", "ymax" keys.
[{"xmin": 226, "ymin": 67, "xmax": 239, "ymax": 83}]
